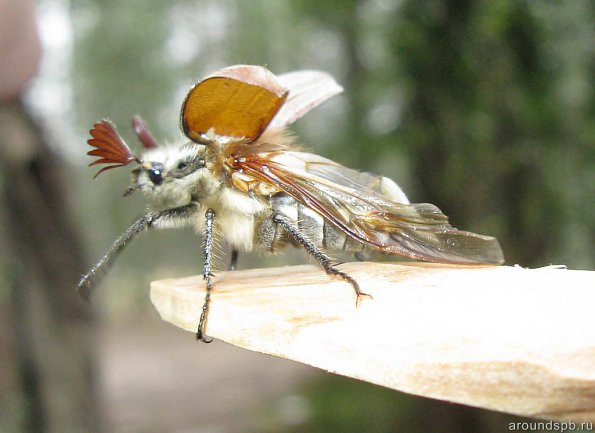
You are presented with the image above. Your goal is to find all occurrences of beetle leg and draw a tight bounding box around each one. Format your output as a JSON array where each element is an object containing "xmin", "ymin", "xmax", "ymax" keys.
[
  {"xmin": 77, "ymin": 204, "xmax": 197, "ymax": 301},
  {"xmin": 272, "ymin": 213, "xmax": 372, "ymax": 305},
  {"xmin": 229, "ymin": 249, "xmax": 239, "ymax": 271},
  {"xmin": 197, "ymin": 208, "xmax": 216, "ymax": 342}
]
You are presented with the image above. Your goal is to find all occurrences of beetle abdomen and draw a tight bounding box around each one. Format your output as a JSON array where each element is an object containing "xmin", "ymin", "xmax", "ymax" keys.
[{"xmin": 256, "ymin": 193, "xmax": 365, "ymax": 253}]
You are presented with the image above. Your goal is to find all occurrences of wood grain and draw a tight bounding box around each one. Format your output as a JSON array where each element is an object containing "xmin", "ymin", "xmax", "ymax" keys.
[{"xmin": 150, "ymin": 262, "xmax": 595, "ymax": 422}]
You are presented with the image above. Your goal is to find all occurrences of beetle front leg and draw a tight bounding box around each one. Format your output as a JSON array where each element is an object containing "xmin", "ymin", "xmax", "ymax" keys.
[
  {"xmin": 77, "ymin": 204, "xmax": 197, "ymax": 301},
  {"xmin": 197, "ymin": 208, "xmax": 216, "ymax": 342}
]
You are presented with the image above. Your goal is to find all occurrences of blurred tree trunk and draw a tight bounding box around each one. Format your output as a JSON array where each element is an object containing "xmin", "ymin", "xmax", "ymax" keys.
[
  {"xmin": 0, "ymin": 99, "xmax": 101, "ymax": 433},
  {"xmin": 393, "ymin": 0, "xmax": 594, "ymax": 267}
]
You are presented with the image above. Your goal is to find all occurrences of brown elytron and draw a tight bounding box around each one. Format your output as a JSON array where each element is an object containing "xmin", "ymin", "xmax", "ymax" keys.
[{"xmin": 181, "ymin": 65, "xmax": 289, "ymax": 142}]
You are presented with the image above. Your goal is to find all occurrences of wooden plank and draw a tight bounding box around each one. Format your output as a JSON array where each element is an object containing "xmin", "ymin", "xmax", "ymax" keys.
[{"xmin": 150, "ymin": 262, "xmax": 595, "ymax": 422}]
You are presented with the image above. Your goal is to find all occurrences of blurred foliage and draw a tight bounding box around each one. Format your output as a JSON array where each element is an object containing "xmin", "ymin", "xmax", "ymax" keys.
[
  {"xmin": 393, "ymin": 0, "xmax": 595, "ymax": 267},
  {"xmin": 17, "ymin": 0, "xmax": 595, "ymax": 431}
]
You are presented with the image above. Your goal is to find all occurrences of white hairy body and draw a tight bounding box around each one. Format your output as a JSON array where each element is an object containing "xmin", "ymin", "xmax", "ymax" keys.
[{"xmin": 136, "ymin": 134, "xmax": 409, "ymax": 255}]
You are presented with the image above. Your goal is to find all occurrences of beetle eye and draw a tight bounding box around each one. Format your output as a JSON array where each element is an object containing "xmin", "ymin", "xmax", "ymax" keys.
[{"xmin": 148, "ymin": 162, "xmax": 164, "ymax": 185}]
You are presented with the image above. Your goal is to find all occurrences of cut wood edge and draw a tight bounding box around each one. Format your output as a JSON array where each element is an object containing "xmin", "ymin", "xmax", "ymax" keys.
[{"xmin": 150, "ymin": 262, "xmax": 595, "ymax": 422}]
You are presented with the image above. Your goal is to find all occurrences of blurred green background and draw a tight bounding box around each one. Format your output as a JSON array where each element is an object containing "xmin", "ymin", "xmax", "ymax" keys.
[{"xmin": 0, "ymin": 0, "xmax": 593, "ymax": 432}]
